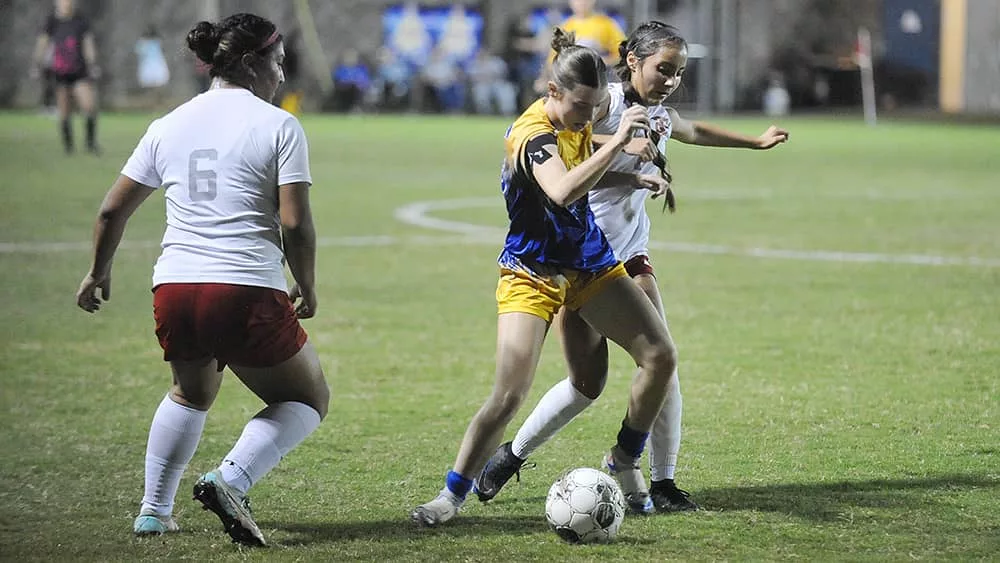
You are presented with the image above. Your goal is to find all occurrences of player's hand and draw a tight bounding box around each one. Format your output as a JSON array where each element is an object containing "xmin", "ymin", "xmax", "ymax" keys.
[
  {"xmin": 636, "ymin": 173, "xmax": 669, "ymax": 198},
  {"xmin": 755, "ymin": 125, "xmax": 789, "ymax": 149},
  {"xmin": 289, "ymin": 284, "xmax": 317, "ymax": 319},
  {"xmin": 623, "ymin": 137, "xmax": 658, "ymax": 162},
  {"xmin": 76, "ymin": 272, "xmax": 111, "ymax": 313},
  {"xmin": 611, "ymin": 105, "xmax": 650, "ymax": 146}
]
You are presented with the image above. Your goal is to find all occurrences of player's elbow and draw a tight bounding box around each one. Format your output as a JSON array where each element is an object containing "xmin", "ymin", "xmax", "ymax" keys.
[
  {"xmin": 281, "ymin": 216, "xmax": 315, "ymax": 244},
  {"xmin": 546, "ymin": 186, "xmax": 577, "ymax": 208},
  {"xmin": 97, "ymin": 202, "xmax": 126, "ymax": 225}
]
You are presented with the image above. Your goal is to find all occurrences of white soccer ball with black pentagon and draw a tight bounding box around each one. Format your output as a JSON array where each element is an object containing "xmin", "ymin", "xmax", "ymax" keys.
[{"xmin": 544, "ymin": 467, "xmax": 626, "ymax": 544}]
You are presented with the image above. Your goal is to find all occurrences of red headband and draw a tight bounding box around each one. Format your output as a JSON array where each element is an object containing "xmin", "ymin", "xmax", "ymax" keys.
[{"xmin": 259, "ymin": 30, "xmax": 280, "ymax": 51}]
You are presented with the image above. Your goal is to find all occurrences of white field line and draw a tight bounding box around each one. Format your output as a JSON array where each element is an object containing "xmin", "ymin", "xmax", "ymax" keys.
[
  {"xmin": 393, "ymin": 198, "xmax": 1000, "ymax": 268},
  {"xmin": 3, "ymin": 197, "xmax": 998, "ymax": 268}
]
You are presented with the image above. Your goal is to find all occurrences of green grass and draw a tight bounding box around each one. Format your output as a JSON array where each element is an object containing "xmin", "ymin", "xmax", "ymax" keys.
[{"xmin": 1, "ymin": 110, "xmax": 998, "ymax": 561}]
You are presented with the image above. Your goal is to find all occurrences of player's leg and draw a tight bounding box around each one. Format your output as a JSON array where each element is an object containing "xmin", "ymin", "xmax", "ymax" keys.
[
  {"xmin": 225, "ymin": 341, "xmax": 330, "ymax": 496},
  {"xmin": 194, "ymin": 286, "xmax": 327, "ymax": 546},
  {"xmin": 55, "ymin": 82, "xmax": 73, "ymax": 154},
  {"xmin": 73, "ymin": 80, "xmax": 100, "ymax": 154},
  {"xmin": 631, "ymin": 272, "xmax": 698, "ymax": 511},
  {"xmin": 135, "ymin": 285, "xmax": 221, "ymax": 537},
  {"xmin": 476, "ymin": 309, "xmax": 607, "ymax": 502},
  {"xmin": 577, "ymin": 272, "xmax": 677, "ymax": 514},
  {"xmin": 413, "ymin": 311, "xmax": 549, "ymax": 526}
]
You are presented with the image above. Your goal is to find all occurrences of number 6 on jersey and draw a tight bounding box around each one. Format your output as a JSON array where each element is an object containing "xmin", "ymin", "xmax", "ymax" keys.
[{"xmin": 188, "ymin": 149, "xmax": 218, "ymax": 201}]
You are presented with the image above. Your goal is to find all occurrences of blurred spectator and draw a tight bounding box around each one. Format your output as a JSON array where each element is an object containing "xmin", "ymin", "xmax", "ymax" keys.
[
  {"xmin": 135, "ymin": 24, "xmax": 169, "ymax": 108},
  {"xmin": 468, "ymin": 49, "xmax": 516, "ymax": 115},
  {"xmin": 505, "ymin": 10, "xmax": 560, "ymax": 110},
  {"xmin": 420, "ymin": 47, "xmax": 464, "ymax": 113},
  {"xmin": 372, "ymin": 46, "xmax": 413, "ymax": 111},
  {"xmin": 331, "ymin": 49, "xmax": 371, "ymax": 112},
  {"xmin": 763, "ymin": 71, "xmax": 791, "ymax": 116},
  {"xmin": 561, "ymin": 0, "xmax": 626, "ymax": 64}
]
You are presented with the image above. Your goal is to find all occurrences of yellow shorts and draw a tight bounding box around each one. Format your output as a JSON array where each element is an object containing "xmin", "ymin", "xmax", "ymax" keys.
[{"xmin": 496, "ymin": 262, "xmax": 628, "ymax": 323}]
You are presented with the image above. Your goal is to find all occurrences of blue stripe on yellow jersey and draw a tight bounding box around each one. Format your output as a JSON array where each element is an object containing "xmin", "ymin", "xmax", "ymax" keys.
[{"xmin": 498, "ymin": 98, "xmax": 617, "ymax": 273}]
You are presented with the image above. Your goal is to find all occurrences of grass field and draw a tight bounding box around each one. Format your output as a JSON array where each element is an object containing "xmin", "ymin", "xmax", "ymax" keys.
[{"xmin": 1, "ymin": 110, "xmax": 998, "ymax": 562}]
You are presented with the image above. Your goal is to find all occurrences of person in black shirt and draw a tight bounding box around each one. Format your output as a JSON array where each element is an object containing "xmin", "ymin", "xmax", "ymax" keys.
[{"xmin": 32, "ymin": 0, "xmax": 101, "ymax": 154}]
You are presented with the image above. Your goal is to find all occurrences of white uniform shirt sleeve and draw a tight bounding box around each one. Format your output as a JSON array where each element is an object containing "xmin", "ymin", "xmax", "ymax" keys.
[
  {"xmin": 121, "ymin": 120, "xmax": 162, "ymax": 188},
  {"xmin": 276, "ymin": 116, "xmax": 312, "ymax": 186}
]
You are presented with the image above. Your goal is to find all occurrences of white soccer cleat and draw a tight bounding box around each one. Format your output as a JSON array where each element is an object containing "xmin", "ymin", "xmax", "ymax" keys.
[
  {"xmin": 602, "ymin": 447, "xmax": 655, "ymax": 515},
  {"xmin": 411, "ymin": 491, "xmax": 462, "ymax": 527},
  {"xmin": 133, "ymin": 510, "xmax": 180, "ymax": 536}
]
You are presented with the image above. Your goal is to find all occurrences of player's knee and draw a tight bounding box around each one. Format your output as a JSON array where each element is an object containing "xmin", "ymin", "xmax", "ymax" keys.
[
  {"xmin": 638, "ymin": 340, "xmax": 677, "ymax": 381},
  {"xmin": 488, "ymin": 389, "xmax": 528, "ymax": 425},
  {"xmin": 169, "ymin": 386, "xmax": 214, "ymax": 411},
  {"xmin": 569, "ymin": 372, "xmax": 607, "ymax": 400},
  {"xmin": 310, "ymin": 380, "xmax": 331, "ymax": 420}
]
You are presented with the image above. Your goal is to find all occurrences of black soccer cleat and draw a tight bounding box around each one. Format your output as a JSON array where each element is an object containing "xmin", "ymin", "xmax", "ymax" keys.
[
  {"xmin": 650, "ymin": 479, "xmax": 700, "ymax": 512},
  {"xmin": 474, "ymin": 441, "xmax": 525, "ymax": 502}
]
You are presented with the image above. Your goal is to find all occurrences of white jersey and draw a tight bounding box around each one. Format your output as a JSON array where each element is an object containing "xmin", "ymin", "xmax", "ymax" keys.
[
  {"xmin": 122, "ymin": 87, "xmax": 311, "ymax": 292},
  {"xmin": 589, "ymin": 82, "xmax": 672, "ymax": 262}
]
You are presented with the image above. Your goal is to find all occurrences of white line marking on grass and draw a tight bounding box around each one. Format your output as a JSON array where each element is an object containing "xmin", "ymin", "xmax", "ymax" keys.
[
  {"xmin": 3, "ymin": 198, "xmax": 997, "ymax": 268},
  {"xmin": 393, "ymin": 198, "xmax": 1000, "ymax": 268}
]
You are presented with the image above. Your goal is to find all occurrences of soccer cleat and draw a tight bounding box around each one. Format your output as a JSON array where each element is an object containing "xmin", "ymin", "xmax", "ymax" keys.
[
  {"xmin": 650, "ymin": 479, "xmax": 700, "ymax": 512},
  {"xmin": 133, "ymin": 511, "xmax": 179, "ymax": 536},
  {"xmin": 411, "ymin": 491, "xmax": 461, "ymax": 527},
  {"xmin": 602, "ymin": 448, "xmax": 655, "ymax": 515},
  {"xmin": 192, "ymin": 471, "xmax": 266, "ymax": 547},
  {"xmin": 474, "ymin": 441, "xmax": 525, "ymax": 502}
]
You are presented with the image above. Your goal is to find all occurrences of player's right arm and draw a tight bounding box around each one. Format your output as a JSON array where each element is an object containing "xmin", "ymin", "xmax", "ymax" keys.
[
  {"xmin": 76, "ymin": 176, "xmax": 156, "ymax": 312},
  {"xmin": 531, "ymin": 105, "xmax": 650, "ymax": 207}
]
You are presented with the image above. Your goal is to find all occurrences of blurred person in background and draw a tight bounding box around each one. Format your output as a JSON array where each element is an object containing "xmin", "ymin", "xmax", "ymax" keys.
[
  {"xmin": 468, "ymin": 49, "xmax": 516, "ymax": 116},
  {"xmin": 32, "ymin": 0, "xmax": 101, "ymax": 155},
  {"xmin": 331, "ymin": 49, "xmax": 371, "ymax": 112},
  {"xmin": 135, "ymin": 24, "xmax": 170, "ymax": 109},
  {"xmin": 372, "ymin": 46, "xmax": 413, "ymax": 111},
  {"xmin": 420, "ymin": 47, "xmax": 465, "ymax": 113},
  {"xmin": 562, "ymin": 0, "xmax": 626, "ymax": 65}
]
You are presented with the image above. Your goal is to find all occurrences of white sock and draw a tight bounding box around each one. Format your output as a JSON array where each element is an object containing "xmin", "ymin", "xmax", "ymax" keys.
[
  {"xmin": 218, "ymin": 401, "xmax": 321, "ymax": 495},
  {"xmin": 141, "ymin": 395, "xmax": 208, "ymax": 516},
  {"xmin": 511, "ymin": 378, "xmax": 594, "ymax": 459},
  {"xmin": 648, "ymin": 367, "xmax": 682, "ymax": 482}
]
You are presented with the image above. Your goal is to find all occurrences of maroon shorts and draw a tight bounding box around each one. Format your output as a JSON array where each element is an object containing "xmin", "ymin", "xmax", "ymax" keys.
[
  {"xmin": 624, "ymin": 254, "xmax": 655, "ymax": 278},
  {"xmin": 152, "ymin": 283, "xmax": 307, "ymax": 368}
]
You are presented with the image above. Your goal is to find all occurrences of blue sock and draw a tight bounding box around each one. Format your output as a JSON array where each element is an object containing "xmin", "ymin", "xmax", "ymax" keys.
[
  {"xmin": 445, "ymin": 470, "xmax": 473, "ymax": 500},
  {"xmin": 616, "ymin": 419, "xmax": 649, "ymax": 459}
]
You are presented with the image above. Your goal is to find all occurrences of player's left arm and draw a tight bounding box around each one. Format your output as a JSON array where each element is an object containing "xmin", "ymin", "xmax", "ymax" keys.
[
  {"xmin": 667, "ymin": 107, "xmax": 789, "ymax": 149},
  {"xmin": 76, "ymin": 176, "xmax": 155, "ymax": 312}
]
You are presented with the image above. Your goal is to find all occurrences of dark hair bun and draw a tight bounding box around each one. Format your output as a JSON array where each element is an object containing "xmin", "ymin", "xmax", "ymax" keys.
[
  {"xmin": 186, "ymin": 21, "xmax": 219, "ymax": 64},
  {"xmin": 551, "ymin": 27, "xmax": 577, "ymax": 55}
]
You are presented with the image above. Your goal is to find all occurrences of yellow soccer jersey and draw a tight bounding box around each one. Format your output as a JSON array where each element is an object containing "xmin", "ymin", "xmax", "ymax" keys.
[
  {"xmin": 561, "ymin": 14, "xmax": 627, "ymax": 62},
  {"xmin": 504, "ymin": 98, "xmax": 592, "ymax": 175},
  {"xmin": 499, "ymin": 98, "xmax": 617, "ymax": 274}
]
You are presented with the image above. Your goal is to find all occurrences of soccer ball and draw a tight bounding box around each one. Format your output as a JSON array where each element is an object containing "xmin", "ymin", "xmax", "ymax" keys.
[{"xmin": 544, "ymin": 467, "xmax": 626, "ymax": 544}]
